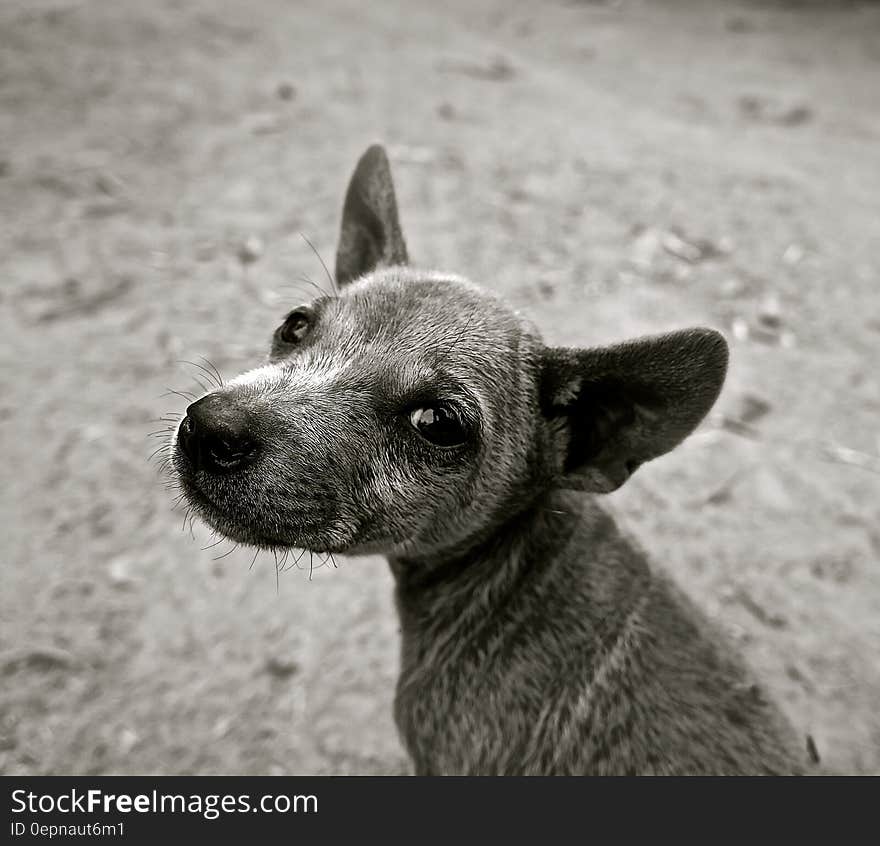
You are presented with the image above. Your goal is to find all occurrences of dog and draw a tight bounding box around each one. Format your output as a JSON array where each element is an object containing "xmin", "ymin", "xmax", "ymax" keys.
[{"xmin": 170, "ymin": 145, "xmax": 806, "ymax": 774}]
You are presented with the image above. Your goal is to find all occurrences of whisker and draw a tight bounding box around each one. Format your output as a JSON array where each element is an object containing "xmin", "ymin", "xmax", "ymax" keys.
[
  {"xmin": 198, "ymin": 355, "xmax": 225, "ymax": 387},
  {"xmin": 294, "ymin": 273, "xmax": 330, "ymax": 300},
  {"xmin": 191, "ymin": 375, "xmax": 210, "ymax": 394},
  {"xmin": 300, "ymin": 232, "xmax": 339, "ymax": 296},
  {"xmin": 278, "ymin": 281, "xmax": 319, "ymax": 302},
  {"xmin": 163, "ymin": 388, "xmax": 196, "ymax": 402},
  {"xmin": 213, "ymin": 543, "xmax": 238, "ymax": 561},
  {"xmin": 178, "ymin": 359, "xmax": 222, "ymax": 389}
]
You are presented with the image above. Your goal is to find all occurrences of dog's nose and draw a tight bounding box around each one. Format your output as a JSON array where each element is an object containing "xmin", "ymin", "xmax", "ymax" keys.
[{"xmin": 178, "ymin": 394, "xmax": 259, "ymax": 474}]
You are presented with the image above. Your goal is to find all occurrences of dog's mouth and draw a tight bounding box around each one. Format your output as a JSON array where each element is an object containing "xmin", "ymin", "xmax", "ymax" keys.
[
  {"xmin": 171, "ymin": 442, "xmax": 357, "ymax": 553},
  {"xmin": 175, "ymin": 475, "xmax": 277, "ymax": 547}
]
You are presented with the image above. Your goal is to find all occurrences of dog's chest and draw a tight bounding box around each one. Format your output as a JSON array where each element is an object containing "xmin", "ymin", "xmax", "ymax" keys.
[
  {"xmin": 391, "ymin": 611, "xmax": 597, "ymax": 775},
  {"xmin": 393, "ymin": 641, "xmax": 538, "ymax": 775}
]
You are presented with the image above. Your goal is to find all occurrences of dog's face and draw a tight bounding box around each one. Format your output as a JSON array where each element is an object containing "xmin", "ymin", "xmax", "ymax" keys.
[
  {"xmin": 172, "ymin": 270, "xmax": 546, "ymax": 558},
  {"xmin": 171, "ymin": 145, "xmax": 728, "ymax": 562}
]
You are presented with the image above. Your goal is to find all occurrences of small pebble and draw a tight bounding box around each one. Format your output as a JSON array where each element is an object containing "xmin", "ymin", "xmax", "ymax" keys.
[
  {"xmin": 783, "ymin": 243, "xmax": 804, "ymax": 265},
  {"xmin": 806, "ymin": 735, "xmax": 821, "ymax": 765},
  {"xmin": 661, "ymin": 231, "xmax": 702, "ymax": 263},
  {"xmin": 118, "ymin": 728, "xmax": 139, "ymax": 755},
  {"xmin": 277, "ymin": 82, "xmax": 296, "ymax": 101},
  {"xmin": 108, "ymin": 556, "xmax": 135, "ymax": 587},
  {"xmin": 780, "ymin": 105, "xmax": 812, "ymax": 127},
  {"xmin": 731, "ymin": 317, "xmax": 750, "ymax": 341},
  {"xmin": 238, "ymin": 235, "xmax": 264, "ymax": 265},
  {"xmin": 736, "ymin": 392, "xmax": 772, "ymax": 425},
  {"xmin": 265, "ymin": 655, "xmax": 299, "ymax": 678},
  {"xmin": 757, "ymin": 293, "xmax": 782, "ymax": 329}
]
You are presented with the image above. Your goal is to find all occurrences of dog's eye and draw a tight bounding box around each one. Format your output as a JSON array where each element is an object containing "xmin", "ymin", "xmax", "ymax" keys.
[
  {"xmin": 278, "ymin": 309, "xmax": 311, "ymax": 344},
  {"xmin": 409, "ymin": 404, "xmax": 468, "ymax": 447}
]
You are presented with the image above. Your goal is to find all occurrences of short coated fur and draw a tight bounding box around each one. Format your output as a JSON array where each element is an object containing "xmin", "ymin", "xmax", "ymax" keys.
[{"xmin": 171, "ymin": 145, "xmax": 806, "ymax": 775}]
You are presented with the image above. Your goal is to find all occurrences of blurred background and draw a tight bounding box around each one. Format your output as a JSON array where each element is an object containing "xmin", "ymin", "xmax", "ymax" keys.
[{"xmin": 2, "ymin": 0, "xmax": 879, "ymax": 775}]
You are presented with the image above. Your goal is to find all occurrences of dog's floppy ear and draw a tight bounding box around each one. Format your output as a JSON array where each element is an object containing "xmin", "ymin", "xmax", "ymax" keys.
[
  {"xmin": 540, "ymin": 328, "xmax": 728, "ymax": 492},
  {"xmin": 335, "ymin": 144, "xmax": 408, "ymax": 286}
]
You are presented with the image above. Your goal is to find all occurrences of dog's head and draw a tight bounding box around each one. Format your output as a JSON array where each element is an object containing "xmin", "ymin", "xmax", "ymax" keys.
[{"xmin": 171, "ymin": 145, "xmax": 727, "ymax": 561}]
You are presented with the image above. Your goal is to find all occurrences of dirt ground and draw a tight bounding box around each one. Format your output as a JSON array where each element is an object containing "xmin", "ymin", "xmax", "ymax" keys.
[{"xmin": 2, "ymin": 0, "xmax": 879, "ymax": 775}]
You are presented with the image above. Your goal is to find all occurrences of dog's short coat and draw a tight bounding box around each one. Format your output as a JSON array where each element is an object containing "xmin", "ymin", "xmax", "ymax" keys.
[{"xmin": 172, "ymin": 145, "xmax": 806, "ymax": 775}]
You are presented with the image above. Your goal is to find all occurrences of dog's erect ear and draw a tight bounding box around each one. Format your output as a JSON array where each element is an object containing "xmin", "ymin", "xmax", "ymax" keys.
[
  {"xmin": 335, "ymin": 144, "xmax": 408, "ymax": 287},
  {"xmin": 540, "ymin": 328, "xmax": 728, "ymax": 492}
]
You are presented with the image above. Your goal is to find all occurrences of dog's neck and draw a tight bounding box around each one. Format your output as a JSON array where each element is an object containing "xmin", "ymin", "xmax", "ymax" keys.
[
  {"xmin": 386, "ymin": 487, "xmax": 656, "ymax": 707},
  {"xmin": 389, "ymin": 489, "xmax": 635, "ymax": 626}
]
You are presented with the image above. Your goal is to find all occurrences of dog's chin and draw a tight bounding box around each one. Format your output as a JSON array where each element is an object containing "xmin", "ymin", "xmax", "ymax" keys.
[
  {"xmin": 198, "ymin": 513, "xmax": 295, "ymax": 549},
  {"xmin": 175, "ymin": 474, "xmax": 354, "ymax": 553}
]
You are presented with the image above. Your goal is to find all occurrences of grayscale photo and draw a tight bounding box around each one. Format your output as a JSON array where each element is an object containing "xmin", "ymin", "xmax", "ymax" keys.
[{"xmin": 3, "ymin": 0, "xmax": 879, "ymax": 782}]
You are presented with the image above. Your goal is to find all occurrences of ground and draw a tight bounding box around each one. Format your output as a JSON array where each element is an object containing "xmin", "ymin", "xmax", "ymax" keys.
[{"xmin": 2, "ymin": 0, "xmax": 879, "ymax": 775}]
